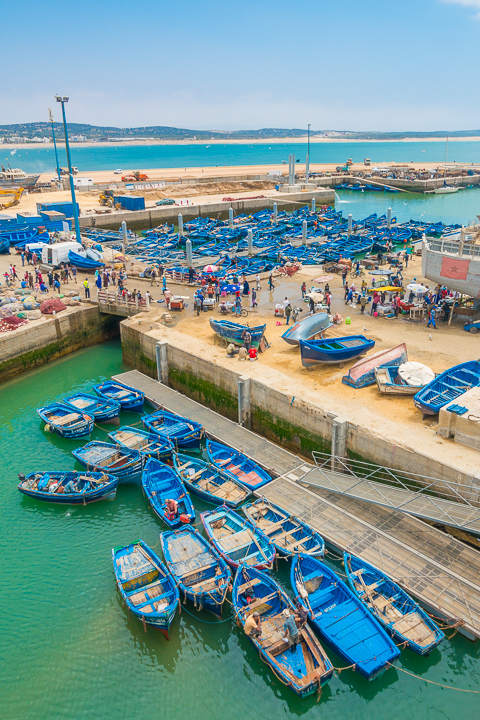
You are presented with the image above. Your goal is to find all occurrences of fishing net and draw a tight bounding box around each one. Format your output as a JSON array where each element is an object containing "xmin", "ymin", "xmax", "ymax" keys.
[
  {"xmin": 40, "ymin": 298, "xmax": 67, "ymax": 314},
  {"xmin": 0, "ymin": 316, "xmax": 28, "ymax": 332}
]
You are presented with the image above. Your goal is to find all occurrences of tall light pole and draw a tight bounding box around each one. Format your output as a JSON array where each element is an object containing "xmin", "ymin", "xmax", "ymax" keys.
[
  {"xmin": 48, "ymin": 108, "xmax": 61, "ymax": 186},
  {"xmin": 55, "ymin": 95, "xmax": 81, "ymax": 242},
  {"xmin": 306, "ymin": 123, "xmax": 311, "ymax": 184}
]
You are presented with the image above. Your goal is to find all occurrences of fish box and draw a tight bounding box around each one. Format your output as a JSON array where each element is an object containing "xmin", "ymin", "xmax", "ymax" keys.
[{"xmin": 170, "ymin": 298, "xmax": 185, "ymax": 310}]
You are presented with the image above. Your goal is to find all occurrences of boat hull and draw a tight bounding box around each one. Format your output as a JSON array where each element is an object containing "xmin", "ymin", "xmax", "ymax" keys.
[
  {"xmin": 94, "ymin": 381, "xmax": 145, "ymax": 413},
  {"xmin": 413, "ymin": 360, "xmax": 480, "ymax": 414},
  {"xmin": 18, "ymin": 471, "xmax": 118, "ymax": 504},
  {"xmin": 300, "ymin": 336, "xmax": 375, "ymax": 367},
  {"xmin": 72, "ymin": 441, "xmax": 143, "ymax": 484},
  {"xmin": 201, "ymin": 507, "xmax": 275, "ymax": 570},
  {"xmin": 37, "ymin": 404, "xmax": 94, "ymax": 438}
]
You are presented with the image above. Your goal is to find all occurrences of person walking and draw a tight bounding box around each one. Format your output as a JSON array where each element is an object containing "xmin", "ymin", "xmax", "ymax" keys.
[
  {"xmin": 21, "ymin": 252, "xmax": 25, "ymax": 267},
  {"xmin": 150, "ymin": 267, "xmax": 157, "ymax": 286},
  {"xmin": 215, "ymin": 283, "xmax": 220, "ymax": 303},
  {"xmin": 256, "ymin": 274, "xmax": 261, "ymax": 291},
  {"xmin": 251, "ymin": 288, "xmax": 257, "ymax": 307},
  {"xmin": 344, "ymin": 281, "xmax": 349, "ymax": 301},
  {"xmin": 188, "ymin": 267, "xmax": 194, "ymax": 283},
  {"xmin": 194, "ymin": 295, "xmax": 202, "ymax": 315},
  {"xmin": 268, "ymin": 272, "xmax": 275, "ymax": 291},
  {"xmin": 301, "ymin": 281, "xmax": 307, "ymax": 298},
  {"xmin": 325, "ymin": 291, "xmax": 331, "ymax": 313},
  {"xmin": 427, "ymin": 306, "xmax": 437, "ymax": 329},
  {"xmin": 285, "ymin": 303, "xmax": 292, "ymax": 325},
  {"xmin": 83, "ymin": 278, "xmax": 90, "ymax": 298},
  {"xmin": 360, "ymin": 294, "xmax": 367, "ymax": 314},
  {"xmin": 342, "ymin": 268, "xmax": 347, "ymax": 286},
  {"xmin": 28, "ymin": 273, "xmax": 34, "ymax": 290},
  {"xmin": 371, "ymin": 291, "xmax": 379, "ymax": 316},
  {"xmin": 96, "ymin": 274, "xmax": 102, "ymax": 291},
  {"xmin": 241, "ymin": 328, "xmax": 252, "ymax": 351}
]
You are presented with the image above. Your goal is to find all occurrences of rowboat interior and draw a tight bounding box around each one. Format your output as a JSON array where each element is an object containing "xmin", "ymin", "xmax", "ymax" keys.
[
  {"xmin": 216, "ymin": 457, "xmax": 265, "ymax": 488},
  {"xmin": 178, "ymin": 460, "xmax": 248, "ymax": 503},
  {"xmin": 166, "ymin": 533, "xmax": 227, "ymax": 594},
  {"xmin": 245, "ymin": 501, "xmax": 322, "ymax": 555},
  {"xmin": 209, "ymin": 516, "xmax": 268, "ymax": 565},
  {"xmin": 113, "ymin": 430, "xmax": 159, "ymax": 452},
  {"xmin": 44, "ymin": 410, "xmax": 85, "ymax": 428},
  {"xmin": 82, "ymin": 447, "xmax": 135, "ymax": 469},
  {"xmin": 116, "ymin": 545, "xmax": 172, "ymax": 614}
]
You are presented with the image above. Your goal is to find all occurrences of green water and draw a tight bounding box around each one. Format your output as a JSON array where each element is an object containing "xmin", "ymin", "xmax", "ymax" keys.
[{"xmin": 2, "ymin": 341, "xmax": 480, "ymax": 720}]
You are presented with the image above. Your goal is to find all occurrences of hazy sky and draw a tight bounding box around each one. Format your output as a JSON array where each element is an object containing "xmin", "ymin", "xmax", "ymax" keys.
[{"xmin": 2, "ymin": 0, "xmax": 480, "ymax": 131}]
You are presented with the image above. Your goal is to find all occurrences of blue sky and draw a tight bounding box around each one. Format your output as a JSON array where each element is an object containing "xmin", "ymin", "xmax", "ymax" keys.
[{"xmin": 2, "ymin": 0, "xmax": 480, "ymax": 130}]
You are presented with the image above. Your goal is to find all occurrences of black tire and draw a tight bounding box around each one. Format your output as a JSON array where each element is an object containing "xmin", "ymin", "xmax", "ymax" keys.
[
  {"xmin": 470, "ymin": 327, "xmax": 478, "ymax": 334},
  {"xmin": 241, "ymin": 309, "xmax": 248, "ymax": 317}
]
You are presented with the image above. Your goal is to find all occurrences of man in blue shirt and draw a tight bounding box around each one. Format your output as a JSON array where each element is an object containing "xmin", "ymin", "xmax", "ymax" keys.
[{"xmin": 282, "ymin": 608, "xmax": 300, "ymax": 653}]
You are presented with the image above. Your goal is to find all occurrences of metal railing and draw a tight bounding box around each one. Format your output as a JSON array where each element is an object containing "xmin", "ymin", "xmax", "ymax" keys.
[{"xmin": 97, "ymin": 289, "xmax": 150, "ymax": 312}]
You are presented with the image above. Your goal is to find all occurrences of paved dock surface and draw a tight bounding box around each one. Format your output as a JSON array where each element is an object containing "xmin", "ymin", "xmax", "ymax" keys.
[{"xmin": 114, "ymin": 369, "xmax": 480, "ymax": 639}]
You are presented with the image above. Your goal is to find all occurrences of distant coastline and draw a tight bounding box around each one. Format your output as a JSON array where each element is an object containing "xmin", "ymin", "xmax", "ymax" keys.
[{"xmin": 4, "ymin": 136, "xmax": 480, "ymax": 151}]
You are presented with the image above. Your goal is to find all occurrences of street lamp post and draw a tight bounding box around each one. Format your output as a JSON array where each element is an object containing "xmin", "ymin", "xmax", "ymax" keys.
[
  {"xmin": 48, "ymin": 108, "xmax": 61, "ymax": 186},
  {"xmin": 55, "ymin": 95, "xmax": 81, "ymax": 242},
  {"xmin": 306, "ymin": 123, "xmax": 311, "ymax": 184}
]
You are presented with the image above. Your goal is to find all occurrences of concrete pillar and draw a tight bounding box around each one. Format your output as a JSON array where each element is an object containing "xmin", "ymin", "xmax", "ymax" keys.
[
  {"xmin": 237, "ymin": 376, "xmax": 251, "ymax": 428},
  {"xmin": 247, "ymin": 229, "xmax": 253, "ymax": 256},
  {"xmin": 186, "ymin": 238, "xmax": 193, "ymax": 267},
  {"xmin": 289, "ymin": 154, "xmax": 294, "ymax": 186},
  {"xmin": 121, "ymin": 221, "xmax": 128, "ymax": 245},
  {"xmin": 156, "ymin": 340, "xmax": 169, "ymax": 385},
  {"xmin": 459, "ymin": 227, "xmax": 465, "ymax": 256},
  {"xmin": 347, "ymin": 213, "xmax": 353, "ymax": 237},
  {"xmin": 229, "ymin": 207, "xmax": 234, "ymax": 229},
  {"xmin": 331, "ymin": 415, "xmax": 348, "ymax": 470},
  {"xmin": 302, "ymin": 220, "xmax": 308, "ymax": 245},
  {"xmin": 311, "ymin": 197, "xmax": 316, "ymax": 212},
  {"xmin": 273, "ymin": 202, "xmax": 278, "ymax": 224},
  {"xmin": 178, "ymin": 213, "xmax": 183, "ymax": 236},
  {"xmin": 387, "ymin": 207, "xmax": 392, "ymax": 229}
]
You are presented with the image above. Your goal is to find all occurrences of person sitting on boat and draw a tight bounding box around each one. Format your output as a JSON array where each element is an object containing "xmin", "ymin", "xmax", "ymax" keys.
[
  {"xmin": 244, "ymin": 611, "xmax": 262, "ymax": 639},
  {"xmin": 294, "ymin": 599, "xmax": 308, "ymax": 629},
  {"xmin": 164, "ymin": 496, "xmax": 184, "ymax": 521},
  {"xmin": 282, "ymin": 608, "xmax": 300, "ymax": 653}
]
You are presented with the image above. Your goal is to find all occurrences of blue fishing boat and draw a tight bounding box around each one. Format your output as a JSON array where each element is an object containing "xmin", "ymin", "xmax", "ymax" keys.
[
  {"xmin": 0, "ymin": 236, "xmax": 10, "ymax": 254},
  {"xmin": 173, "ymin": 452, "xmax": 250, "ymax": 508},
  {"xmin": 291, "ymin": 554, "xmax": 400, "ymax": 680},
  {"xmin": 160, "ymin": 526, "xmax": 231, "ymax": 617},
  {"xmin": 299, "ymin": 336, "xmax": 375, "ymax": 367},
  {"xmin": 72, "ymin": 441, "xmax": 142, "ymax": 484},
  {"xmin": 281, "ymin": 312, "xmax": 333, "ymax": 346},
  {"xmin": 17, "ymin": 470, "xmax": 118, "ymax": 504},
  {"xmin": 201, "ymin": 506, "xmax": 275, "ymax": 570},
  {"xmin": 142, "ymin": 409, "xmax": 203, "ymax": 448},
  {"xmin": 344, "ymin": 553, "xmax": 444, "ymax": 655},
  {"xmin": 63, "ymin": 392, "xmax": 121, "ymax": 424},
  {"xmin": 206, "ymin": 439, "xmax": 272, "ymax": 491},
  {"xmin": 209, "ymin": 318, "xmax": 266, "ymax": 343},
  {"xmin": 242, "ymin": 498, "xmax": 324, "ymax": 558},
  {"xmin": 142, "ymin": 458, "xmax": 195, "ymax": 528},
  {"xmin": 108, "ymin": 426, "xmax": 174, "ymax": 461},
  {"xmin": 94, "ymin": 380, "xmax": 145, "ymax": 413},
  {"xmin": 37, "ymin": 403, "xmax": 94, "ymax": 438},
  {"xmin": 112, "ymin": 540, "xmax": 179, "ymax": 639},
  {"xmin": 233, "ymin": 564, "xmax": 333, "ymax": 696},
  {"xmin": 68, "ymin": 249, "xmax": 105, "ymax": 269},
  {"xmin": 413, "ymin": 360, "xmax": 480, "ymax": 415},
  {"xmin": 342, "ymin": 344, "xmax": 408, "ymax": 388}
]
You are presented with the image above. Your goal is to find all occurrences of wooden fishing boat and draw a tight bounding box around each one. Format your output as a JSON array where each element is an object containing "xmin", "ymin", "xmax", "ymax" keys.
[
  {"xmin": 108, "ymin": 426, "xmax": 174, "ymax": 462},
  {"xmin": 112, "ymin": 539, "xmax": 179, "ymax": 639},
  {"xmin": 37, "ymin": 403, "xmax": 94, "ymax": 438},
  {"xmin": 233, "ymin": 564, "xmax": 333, "ymax": 697},
  {"xmin": 242, "ymin": 498, "xmax": 325, "ymax": 558},
  {"xmin": 93, "ymin": 380, "xmax": 144, "ymax": 413},
  {"xmin": 63, "ymin": 392, "xmax": 121, "ymax": 424},
  {"xmin": 72, "ymin": 441, "xmax": 142, "ymax": 484},
  {"xmin": 291, "ymin": 554, "xmax": 400, "ymax": 680},
  {"xmin": 375, "ymin": 362, "xmax": 435, "ymax": 396},
  {"xmin": 142, "ymin": 458, "xmax": 195, "ymax": 528},
  {"xmin": 299, "ymin": 336, "xmax": 375, "ymax": 367},
  {"xmin": 209, "ymin": 318, "xmax": 266, "ymax": 343},
  {"xmin": 142, "ymin": 409, "xmax": 203, "ymax": 448},
  {"xmin": 281, "ymin": 312, "xmax": 333, "ymax": 346},
  {"xmin": 344, "ymin": 553, "xmax": 444, "ymax": 655},
  {"xmin": 342, "ymin": 343, "xmax": 408, "ymax": 388},
  {"xmin": 414, "ymin": 360, "xmax": 480, "ymax": 415},
  {"xmin": 160, "ymin": 526, "xmax": 231, "ymax": 617},
  {"xmin": 201, "ymin": 506, "xmax": 275, "ymax": 570},
  {"xmin": 173, "ymin": 452, "xmax": 250, "ymax": 508},
  {"xmin": 206, "ymin": 439, "xmax": 272, "ymax": 491},
  {"xmin": 17, "ymin": 470, "xmax": 118, "ymax": 504},
  {"xmin": 68, "ymin": 249, "xmax": 105, "ymax": 269}
]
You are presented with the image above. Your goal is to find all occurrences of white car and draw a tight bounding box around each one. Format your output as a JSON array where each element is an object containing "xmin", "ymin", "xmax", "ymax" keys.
[{"xmin": 114, "ymin": 169, "xmax": 122, "ymax": 174}]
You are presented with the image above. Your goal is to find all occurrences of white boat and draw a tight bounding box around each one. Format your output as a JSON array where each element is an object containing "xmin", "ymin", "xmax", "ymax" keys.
[
  {"xmin": 434, "ymin": 185, "xmax": 458, "ymax": 195},
  {"xmin": 422, "ymin": 227, "xmax": 480, "ymax": 297},
  {"xmin": 0, "ymin": 166, "xmax": 40, "ymax": 189},
  {"xmin": 375, "ymin": 362, "xmax": 435, "ymax": 395}
]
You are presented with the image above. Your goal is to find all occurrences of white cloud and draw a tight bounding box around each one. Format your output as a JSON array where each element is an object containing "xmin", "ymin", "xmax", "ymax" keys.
[{"xmin": 441, "ymin": 0, "xmax": 480, "ymax": 20}]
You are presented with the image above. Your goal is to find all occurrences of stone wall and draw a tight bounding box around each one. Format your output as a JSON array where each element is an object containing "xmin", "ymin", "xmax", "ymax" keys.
[{"xmin": 0, "ymin": 305, "xmax": 119, "ymax": 383}]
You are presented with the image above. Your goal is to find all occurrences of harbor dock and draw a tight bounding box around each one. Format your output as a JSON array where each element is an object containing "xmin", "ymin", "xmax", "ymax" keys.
[{"xmin": 114, "ymin": 368, "xmax": 480, "ymax": 640}]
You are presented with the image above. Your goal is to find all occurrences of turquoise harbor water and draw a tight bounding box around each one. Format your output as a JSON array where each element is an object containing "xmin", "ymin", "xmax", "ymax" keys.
[
  {"xmin": 2, "ymin": 341, "xmax": 480, "ymax": 720},
  {"xmin": 5, "ymin": 140, "xmax": 480, "ymax": 175}
]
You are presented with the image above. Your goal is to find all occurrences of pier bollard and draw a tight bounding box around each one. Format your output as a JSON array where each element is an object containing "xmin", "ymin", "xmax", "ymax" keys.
[
  {"xmin": 302, "ymin": 220, "xmax": 308, "ymax": 245},
  {"xmin": 247, "ymin": 229, "xmax": 253, "ymax": 256},
  {"xmin": 387, "ymin": 207, "xmax": 392, "ymax": 229},
  {"xmin": 348, "ymin": 213, "xmax": 353, "ymax": 237},
  {"xmin": 178, "ymin": 213, "xmax": 183, "ymax": 236},
  {"xmin": 121, "ymin": 220, "xmax": 128, "ymax": 246},
  {"xmin": 273, "ymin": 202, "xmax": 278, "ymax": 224},
  {"xmin": 229, "ymin": 207, "xmax": 234, "ymax": 229},
  {"xmin": 186, "ymin": 239, "xmax": 193, "ymax": 267},
  {"xmin": 311, "ymin": 197, "xmax": 316, "ymax": 212}
]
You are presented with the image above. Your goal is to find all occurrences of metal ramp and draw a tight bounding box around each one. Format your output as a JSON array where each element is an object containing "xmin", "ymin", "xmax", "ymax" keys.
[{"xmin": 296, "ymin": 451, "xmax": 480, "ymax": 535}]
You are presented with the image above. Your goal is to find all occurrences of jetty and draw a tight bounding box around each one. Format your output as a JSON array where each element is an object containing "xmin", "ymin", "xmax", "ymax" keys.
[{"xmin": 113, "ymin": 369, "xmax": 480, "ymax": 641}]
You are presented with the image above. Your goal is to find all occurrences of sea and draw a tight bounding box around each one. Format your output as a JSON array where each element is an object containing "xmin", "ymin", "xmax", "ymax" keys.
[
  {"xmin": 4, "ymin": 140, "xmax": 480, "ymax": 176},
  {"xmin": 2, "ymin": 341, "xmax": 480, "ymax": 720}
]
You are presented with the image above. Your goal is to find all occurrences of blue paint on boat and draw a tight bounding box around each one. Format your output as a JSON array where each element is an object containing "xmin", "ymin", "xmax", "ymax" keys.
[
  {"xmin": 201, "ymin": 506, "xmax": 275, "ymax": 570},
  {"xmin": 37, "ymin": 402, "xmax": 94, "ymax": 438},
  {"xmin": 173, "ymin": 452, "xmax": 250, "ymax": 508},
  {"xmin": 112, "ymin": 540, "xmax": 179, "ymax": 639},
  {"xmin": 94, "ymin": 381, "xmax": 145, "ymax": 413},
  {"xmin": 108, "ymin": 426, "xmax": 174, "ymax": 462},
  {"xmin": 68, "ymin": 249, "xmax": 105, "ymax": 269},
  {"xmin": 291, "ymin": 554, "xmax": 400, "ymax": 680},
  {"xmin": 17, "ymin": 470, "xmax": 118, "ymax": 504},
  {"xmin": 300, "ymin": 335, "xmax": 375, "ymax": 367},
  {"xmin": 206, "ymin": 439, "xmax": 272, "ymax": 491},
  {"xmin": 161, "ymin": 526, "xmax": 231, "ymax": 617},
  {"xmin": 413, "ymin": 360, "xmax": 480, "ymax": 415},
  {"xmin": 72, "ymin": 441, "xmax": 143, "ymax": 484},
  {"xmin": 344, "ymin": 553, "xmax": 444, "ymax": 655},
  {"xmin": 142, "ymin": 409, "xmax": 203, "ymax": 448},
  {"xmin": 142, "ymin": 458, "xmax": 195, "ymax": 528},
  {"xmin": 63, "ymin": 393, "xmax": 121, "ymax": 423},
  {"xmin": 232, "ymin": 564, "xmax": 334, "ymax": 696},
  {"xmin": 209, "ymin": 318, "xmax": 266, "ymax": 342}
]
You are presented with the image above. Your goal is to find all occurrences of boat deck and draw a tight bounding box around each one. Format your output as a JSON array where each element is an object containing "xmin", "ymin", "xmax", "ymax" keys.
[{"xmin": 113, "ymin": 370, "xmax": 480, "ymax": 639}]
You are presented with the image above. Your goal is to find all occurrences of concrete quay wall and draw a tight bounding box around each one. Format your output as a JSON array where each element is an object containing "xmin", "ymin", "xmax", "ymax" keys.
[
  {"xmin": 0, "ymin": 305, "xmax": 119, "ymax": 384},
  {"xmin": 120, "ymin": 319, "xmax": 479, "ymax": 492}
]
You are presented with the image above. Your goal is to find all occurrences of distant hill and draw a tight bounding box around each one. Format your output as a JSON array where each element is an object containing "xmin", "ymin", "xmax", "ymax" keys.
[{"xmin": 1, "ymin": 122, "xmax": 479, "ymax": 142}]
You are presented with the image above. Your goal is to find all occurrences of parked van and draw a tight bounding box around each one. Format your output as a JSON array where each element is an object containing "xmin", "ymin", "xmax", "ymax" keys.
[{"xmin": 42, "ymin": 242, "xmax": 82, "ymax": 267}]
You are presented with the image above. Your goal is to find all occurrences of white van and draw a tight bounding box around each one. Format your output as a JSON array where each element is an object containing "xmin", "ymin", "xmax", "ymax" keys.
[{"xmin": 42, "ymin": 242, "xmax": 83, "ymax": 267}]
